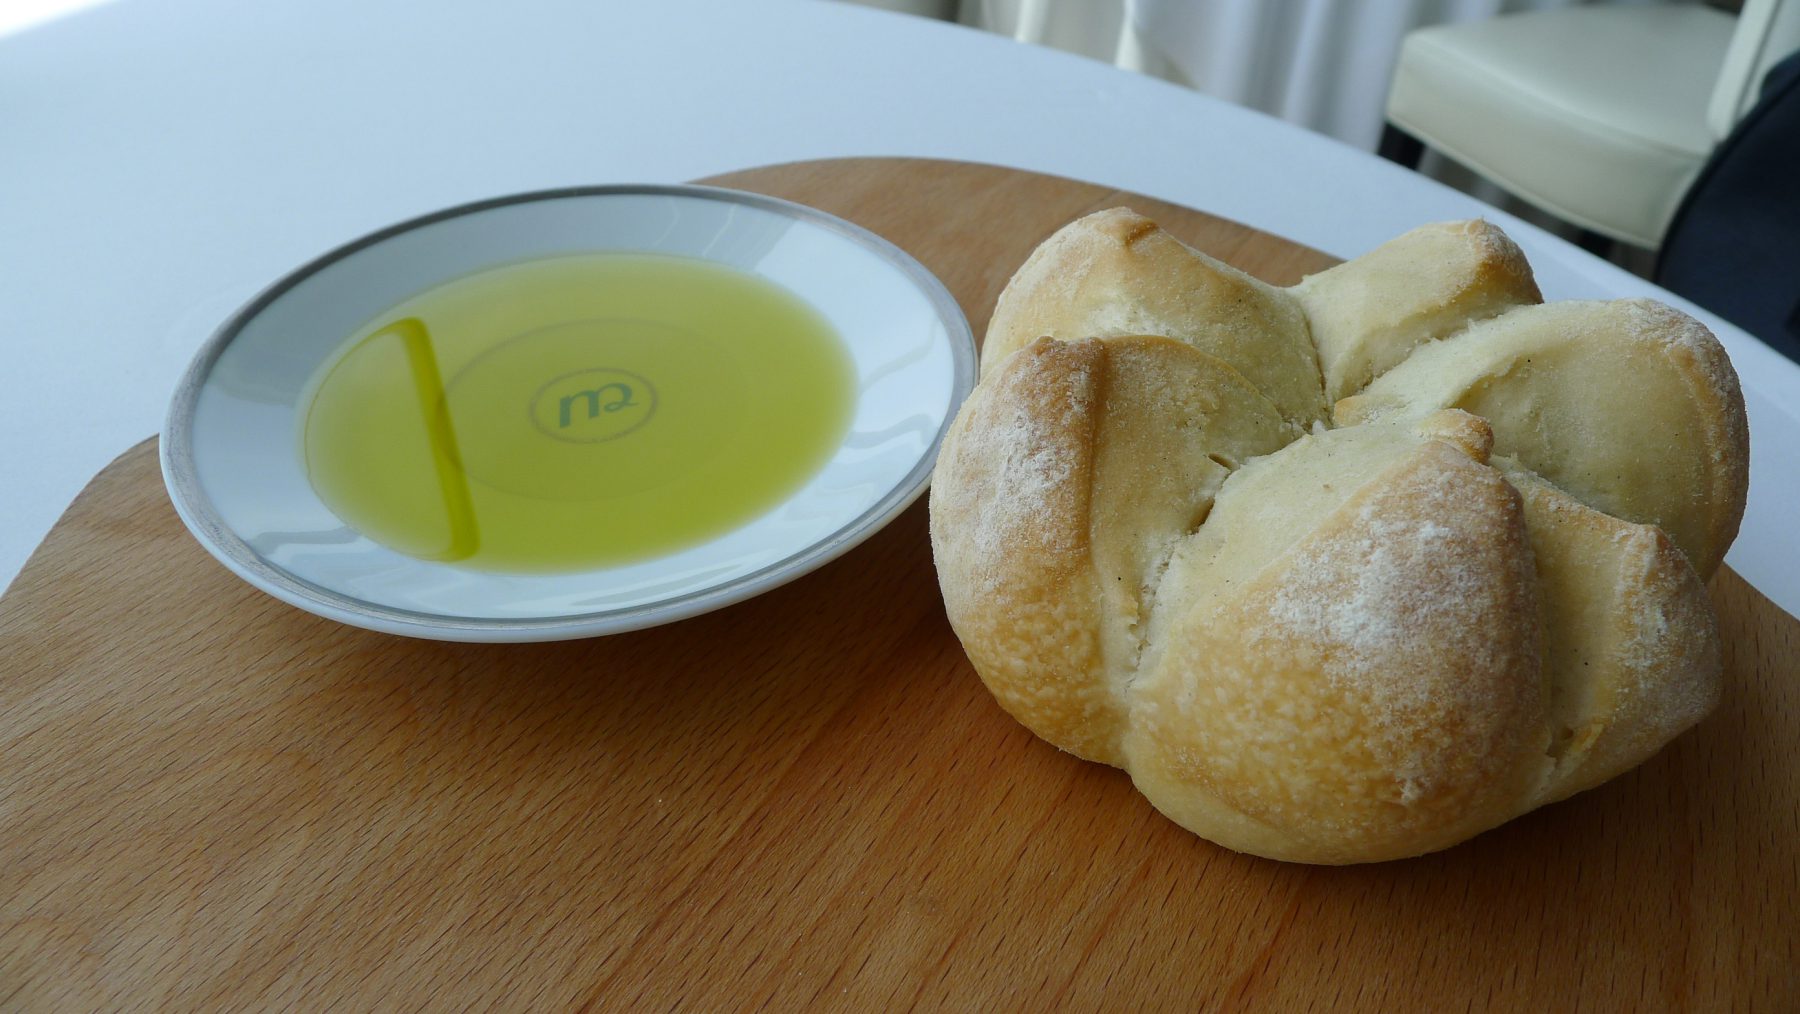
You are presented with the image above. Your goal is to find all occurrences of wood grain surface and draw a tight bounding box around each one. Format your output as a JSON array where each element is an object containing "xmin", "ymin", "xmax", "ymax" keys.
[{"xmin": 2, "ymin": 158, "xmax": 1796, "ymax": 1011}]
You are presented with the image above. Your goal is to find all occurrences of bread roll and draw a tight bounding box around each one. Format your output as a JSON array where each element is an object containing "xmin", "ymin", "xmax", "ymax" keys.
[{"xmin": 930, "ymin": 210, "xmax": 1746, "ymax": 863}]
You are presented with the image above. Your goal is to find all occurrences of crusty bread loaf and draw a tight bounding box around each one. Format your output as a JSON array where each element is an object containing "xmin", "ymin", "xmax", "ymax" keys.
[{"xmin": 929, "ymin": 210, "xmax": 1746, "ymax": 864}]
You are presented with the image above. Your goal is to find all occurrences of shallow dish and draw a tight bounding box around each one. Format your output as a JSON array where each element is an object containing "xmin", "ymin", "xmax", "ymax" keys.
[{"xmin": 162, "ymin": 185, "xmax": 975, "ymax": 641}]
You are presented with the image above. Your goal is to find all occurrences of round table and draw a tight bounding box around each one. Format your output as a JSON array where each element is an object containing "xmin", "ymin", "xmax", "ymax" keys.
[{"xmin": 4, "ymin": 0, "xmax": 1797, "ymax": 616}]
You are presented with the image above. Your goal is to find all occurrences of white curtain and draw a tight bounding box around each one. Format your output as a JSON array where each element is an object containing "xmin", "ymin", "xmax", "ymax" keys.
[
  {"xmin": 950, "ymin": 0, "xmax": 1689, "ymax": 256},
  {"xmin": 961, "ymin": 0, "xmax": 1678, "ymax": 151},
  {"xmin": 958, "ymin": 0, "xmax": 1127, "ymax": 60},
  {"xmin": 1123, "ymin": 0, "xmax": 1672, "ymax": 151}
]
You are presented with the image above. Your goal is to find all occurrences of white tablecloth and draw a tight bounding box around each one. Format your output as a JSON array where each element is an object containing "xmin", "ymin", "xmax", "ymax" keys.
[{"xmin": 4, "ymin": 0, "xmax": 1797, "ymax": 618}]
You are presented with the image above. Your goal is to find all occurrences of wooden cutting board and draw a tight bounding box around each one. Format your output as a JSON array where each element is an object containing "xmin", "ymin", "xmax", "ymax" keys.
[{"xmin": 3, "ymin": 158, "xmax": 1795, "ymax": 1011}]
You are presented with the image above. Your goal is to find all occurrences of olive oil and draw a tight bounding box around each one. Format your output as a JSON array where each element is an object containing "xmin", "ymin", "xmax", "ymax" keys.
[{"xmin": 301, "ymin": 253, "xmax": 856, "ymax": 572}]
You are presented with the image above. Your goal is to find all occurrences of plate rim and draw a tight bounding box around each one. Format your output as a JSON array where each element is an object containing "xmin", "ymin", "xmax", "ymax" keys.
[{"xmin": 160, "ymin": 183, "xmax": 976, "ymax": 642}]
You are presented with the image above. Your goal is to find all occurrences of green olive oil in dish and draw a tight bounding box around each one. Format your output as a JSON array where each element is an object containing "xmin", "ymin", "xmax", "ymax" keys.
[{"xmin": 300, "ymin": 253, "xmax": 857, "ymax": 572}]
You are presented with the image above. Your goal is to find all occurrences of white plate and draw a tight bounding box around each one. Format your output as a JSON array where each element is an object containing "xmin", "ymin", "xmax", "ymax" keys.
[{"xmin": 161, "ymin": 185, "xmax": 975, "ymax": 641}]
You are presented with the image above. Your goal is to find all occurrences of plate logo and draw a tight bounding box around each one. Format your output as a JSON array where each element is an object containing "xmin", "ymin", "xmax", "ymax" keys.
[{"xmin": 530, "ymin": 367, "xmax": 658, "ymax": 443}]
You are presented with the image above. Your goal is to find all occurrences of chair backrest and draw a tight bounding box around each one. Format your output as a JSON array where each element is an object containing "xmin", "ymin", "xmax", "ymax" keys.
[{"xmin": 1708, "ymin": 0, "xmax": 1800, "ymax": 137}]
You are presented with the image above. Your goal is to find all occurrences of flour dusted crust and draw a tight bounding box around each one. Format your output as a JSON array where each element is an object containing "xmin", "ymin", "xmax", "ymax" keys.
[
  {"xmin": 1125, "ymin": 418, "xmax": 1550, "ymax": 863},
  {"xmin": 929, "ymin": 211, "xmax": 1747, "ymax": 864}
]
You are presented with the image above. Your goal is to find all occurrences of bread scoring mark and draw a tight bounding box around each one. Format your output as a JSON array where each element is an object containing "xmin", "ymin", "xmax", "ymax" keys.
[{"xmin": 1121, "ymin": 215, "xmax": 1161, "ymax": 247}]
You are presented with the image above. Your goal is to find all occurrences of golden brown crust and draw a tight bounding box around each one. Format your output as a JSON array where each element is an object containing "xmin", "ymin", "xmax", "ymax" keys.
[
  {"xmin": 930, "ymin": 338, "xmax": 1113, "ymax": 762},
  {"xmin": 929, "ymin": 335, "xmax": 1293, "ymax": 764},
  {"xmin": 930, "ymin": 212, "xmax": 1744, "ymax": 864}
]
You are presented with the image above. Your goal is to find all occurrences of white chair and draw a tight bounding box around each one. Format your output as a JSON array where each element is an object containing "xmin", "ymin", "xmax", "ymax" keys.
[{"xmin": 1384, "ymin": 0, "xmax": 1800, "ymax": 249}]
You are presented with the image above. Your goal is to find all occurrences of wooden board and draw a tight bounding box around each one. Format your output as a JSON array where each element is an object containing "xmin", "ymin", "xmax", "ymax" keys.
[{"xmin": 3, "ymin": 158, "xmax": 1796, "ymax": 1010}]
